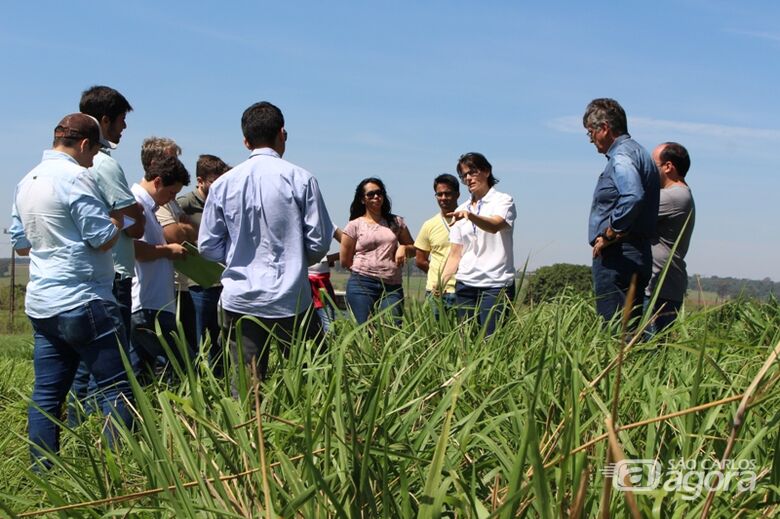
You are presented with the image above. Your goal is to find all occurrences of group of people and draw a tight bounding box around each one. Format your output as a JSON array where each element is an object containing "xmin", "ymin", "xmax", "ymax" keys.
[{"xmin": 10, "ymin": 90, "xmax": 694, "ymax": 467}]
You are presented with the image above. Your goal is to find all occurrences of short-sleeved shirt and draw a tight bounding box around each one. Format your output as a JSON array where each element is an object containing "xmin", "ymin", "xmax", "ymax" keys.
[
  {"xmin": 11, "ymin": 150, "xmax": 118, "ymax": 318},
  {"xmin": 646, "ymin": 185, "xmax": 695, "ymax": 302},
  {"xmin": 155, "ymin": 200, "xmax": 190, "ymax": 290},
  {"xmin": 131, "ymin": 183, "xmax": 175, "ymax": 314},
  {"xmin": 90, "ymin": 149, "xmax": 137, "ymax": 278},
  {"xmin": 343, "ymin": 216, "xmax": 407, "ymax": 286},
  {"xmin": 449, "ymin": 188, "xmax": 516, "ymax": 287},
  {"xmin": 414, "ymin": 213, "xmax": 455, "ymax": 293}
]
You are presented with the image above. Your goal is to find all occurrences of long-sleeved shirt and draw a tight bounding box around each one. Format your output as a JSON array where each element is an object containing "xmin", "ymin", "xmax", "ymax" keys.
[
  {"xmin": 11, "ymin": 150, "xmax": 118, "ymax": 318},
  {"xmin": 588, "ymin": 134, "xmax": 660, "ymax": 245},
  {"xmin": 198, "ymin": 148, "xmax": 334, "ymax": 318}
]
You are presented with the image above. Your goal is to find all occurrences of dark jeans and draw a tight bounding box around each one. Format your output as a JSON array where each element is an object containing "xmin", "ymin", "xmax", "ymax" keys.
[
  {"xmin": 28, "ymin": 300, "xmax": 133, "ymax": 467},
  {"xmin": 592, "ymin": 240, "xmax": 652, "ymax": 325},
  {"xmin": 455, "ymin": 281, "xmax": 515, "ymax": 336},
  {"xmin": 189, "ymin": 285, "xmax": 224, "ymax": 376},
  {"xmin": 346, "ymin": 273, "xmax": 403, "ymax": 325},
  {"xmin": 425, "ymin": 291, "xmax": 457, "ymax": 321},
  {"xmin": 69, "ymin": 276, "xmax": 137, "ymax": 425},
  {"xmin": 644, "ymin": 296, "xmax": 683, "ymax": 336},
  {"xmin": 223, "ymin": 309, "xmax": 322, "ymax": 385},
  {"xmin": 131, "ymin": 309, "xmax": 193, "ymax": 377},
  {"xmin": 177, "ymin": 290, "xmax": 197, "ymax": 352}
]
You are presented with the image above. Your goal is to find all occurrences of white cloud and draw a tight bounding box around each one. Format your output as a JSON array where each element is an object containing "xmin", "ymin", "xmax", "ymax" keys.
[
  {"xmin": 547, "ymin": 116, "xmax": 780, "ymax": 142},
  {"xmin": 725, "ymin": 28, "xmax": 780, "ymax": 44}
]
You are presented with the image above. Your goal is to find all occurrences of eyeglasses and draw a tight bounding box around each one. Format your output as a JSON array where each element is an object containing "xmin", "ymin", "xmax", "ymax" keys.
[
  {"xmin": 364, "ymin": 189, "xmax": 384, "ymax": 199},
  {"xmin": 586, "ymin": 123, "xmax": 603, "ymax": 137},
  {"xmin": 458, "ymin": 169, "xmax": 482, "ymax": 181},
  {"xmin": 435, "ymin": 190, "xmax": 456, "ymax": 198}
]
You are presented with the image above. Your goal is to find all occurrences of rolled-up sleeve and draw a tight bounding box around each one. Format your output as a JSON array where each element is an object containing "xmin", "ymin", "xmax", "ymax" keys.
[
  {"xmin": 69, "ymin": 177, "xmax": 118, "ymax": 249},
  {"xmin": 198, "ymin": 190, "xmax": 227, "ymax": 263},
  {"xmin": 301, "ymin": 177, "xmax": 334, "ymax": 266},
  {"xmin": 609, "ymin": 154, "xmax": 644, "ymax": 234}
]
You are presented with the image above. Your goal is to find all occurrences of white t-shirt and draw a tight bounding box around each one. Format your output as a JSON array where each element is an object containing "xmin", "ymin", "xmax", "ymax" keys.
[
  {"xmin": 449, "ymin": 187, "xmax": 516, "ymax": 287},
  {"xmin": 131, "ymin": 183, "xmax": 176, "ymax": 314}
]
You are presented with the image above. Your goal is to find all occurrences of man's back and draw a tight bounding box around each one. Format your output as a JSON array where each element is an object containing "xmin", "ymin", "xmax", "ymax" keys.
[
  {"xmin": 199, "ymin": 148, "xmax": 333, "ymax": 318},
  {"xmin": 14, "ymin": 151, "xmax": 116, "ymax": 317}
]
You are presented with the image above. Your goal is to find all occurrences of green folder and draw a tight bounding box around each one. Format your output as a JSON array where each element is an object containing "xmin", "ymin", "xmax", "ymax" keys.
[{"xmin": 173, "ymin": 242, "xmax": 225, "ymax": 287}]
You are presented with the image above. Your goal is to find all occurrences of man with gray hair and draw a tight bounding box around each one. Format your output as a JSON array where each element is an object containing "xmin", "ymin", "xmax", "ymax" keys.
[
  {"xmin": 583, "ymin": 98, "xmax": 660, "ymax": 324},
  {"xmin": 645, "ymin": 142, "xmax": 695, "ymax": 333}
]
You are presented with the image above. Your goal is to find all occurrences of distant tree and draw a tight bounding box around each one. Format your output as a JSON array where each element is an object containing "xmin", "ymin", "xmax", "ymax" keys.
[{"xmin": 528, "ymin": 263, "xmax": 592, "ymax": 303}]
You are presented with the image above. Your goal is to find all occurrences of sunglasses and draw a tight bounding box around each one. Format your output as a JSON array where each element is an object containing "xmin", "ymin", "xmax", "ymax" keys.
[{"xmin": 364, "ymin": 189, "xmax": 384, "ymax": 199}]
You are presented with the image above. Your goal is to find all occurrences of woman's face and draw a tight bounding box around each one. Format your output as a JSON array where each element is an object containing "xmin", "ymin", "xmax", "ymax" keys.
[
  {"xmin": 362, "ymin": 182, "xmax": 385, "ymax": 213},
  {"xmin": 459, "ymin": 166, "xmax": 489, "ymax": 194}
]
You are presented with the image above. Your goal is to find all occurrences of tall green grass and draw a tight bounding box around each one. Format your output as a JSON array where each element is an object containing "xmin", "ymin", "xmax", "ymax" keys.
[{"xmin": 0, "ymin": 295, "xmax": 778, "ymax": 518}]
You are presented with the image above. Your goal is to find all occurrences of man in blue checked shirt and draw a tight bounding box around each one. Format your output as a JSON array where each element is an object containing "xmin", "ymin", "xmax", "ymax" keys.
[{"xmin": 583, "ymin": 98, "xmax": 660, "ymax": 325}]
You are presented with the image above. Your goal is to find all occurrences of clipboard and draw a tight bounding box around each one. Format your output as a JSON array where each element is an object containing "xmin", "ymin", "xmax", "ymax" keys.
[{"xmin": 173, "ymin": 241, "xmax": 225, "ymax": 287}]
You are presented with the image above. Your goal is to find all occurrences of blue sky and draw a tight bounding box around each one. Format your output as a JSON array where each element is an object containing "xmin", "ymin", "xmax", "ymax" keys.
[{"xmin": 2, "ymin": 1, "xmax": 779, "ymax": 280}]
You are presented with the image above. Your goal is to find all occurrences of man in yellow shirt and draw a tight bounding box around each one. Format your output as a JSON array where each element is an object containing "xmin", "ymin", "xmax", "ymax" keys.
[{"xmin": 415, "ymin": 174, "xmax": 460, "ymax": 317}]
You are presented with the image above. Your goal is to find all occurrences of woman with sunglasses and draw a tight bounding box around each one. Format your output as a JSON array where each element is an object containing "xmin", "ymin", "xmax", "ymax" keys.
[
  {"xmin": 340, "ymin": 178, "xmax": 415, "ymax": 324},
  {"xmin": 436, "ymin": 153, "xmax": 516, "ymax": 336}
]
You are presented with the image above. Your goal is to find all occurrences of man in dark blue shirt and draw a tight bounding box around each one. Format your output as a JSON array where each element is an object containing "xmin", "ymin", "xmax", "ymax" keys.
[{"xmin": 583, "ymin": 98, "xmax": 660, "ymax": 324}]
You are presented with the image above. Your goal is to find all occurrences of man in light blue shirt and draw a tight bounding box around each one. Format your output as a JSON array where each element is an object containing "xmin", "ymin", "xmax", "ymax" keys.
[
  {"xmin": 10, "ymin": 114, "xmax": 133, "ymax": 467},
  {"xmin": 80, "ymin": 85, "xmax": 145, "ymax": 333},
  {"xmin": 199, "ymin": 101, "xmax": 334, "ymax": 381},
  {"xmin": 584, "ymin": 98, "xmax": 660, "ymax": 325}
]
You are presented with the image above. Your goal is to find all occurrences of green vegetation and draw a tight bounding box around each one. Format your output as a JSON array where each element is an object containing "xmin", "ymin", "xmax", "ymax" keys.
[
  {"xmin": 527, "ymin": 263, "xmax": 592, "ymax": 303},
  {"xmin": 0, "ymin": 293, "xmax": 778, "ymax": 518}
]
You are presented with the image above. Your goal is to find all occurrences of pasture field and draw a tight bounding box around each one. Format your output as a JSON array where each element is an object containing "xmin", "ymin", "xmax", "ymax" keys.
[{"xmin": 0, "ymin": 292, "xmax": 778, "ymax": 518}]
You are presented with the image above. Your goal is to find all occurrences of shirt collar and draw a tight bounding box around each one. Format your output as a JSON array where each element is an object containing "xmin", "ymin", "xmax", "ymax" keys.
[
  {"xmin": 605, "ymin": 134, "xmax": 630, "ymax": 159},
  {"xmin": 42, "ymin": 149, "xmax": 80, "ymax": 165},
  {"xmin": 133, "ymin": 183, "xmax": 158, "ymax": 212},
  {"xmin": 249, "ymin": 147, "xmax": 281, "ymax": 159}
]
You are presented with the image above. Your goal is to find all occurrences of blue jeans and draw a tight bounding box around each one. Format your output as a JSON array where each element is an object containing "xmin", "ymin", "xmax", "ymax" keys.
[
  {"xmin": 69, "ymin": 276, "xmax": 138, "ymax": 424},
  {"xmin": 592, "ymin": 240, "xmax": 651, "ymax": 325},
  {"xmin": 131, "ymin": 309, "xmax": 193, "ymax": 377},
  {"xmin": 455, "ymin": 281, "xmax": 515, "ymax": 336},
  {"xmin": 316, "ymin": 306, "xmax": 334, "ymax": 333},
  {"xmin": 425, "ymin": 291, "xmax": 457, "ymax": 321},
  {"xmin": 28, "ymin": 299, "xmax": 133, "ymax": 467},
  {"xmin": 346, "ymin": 273, "xmax": 403, "ymax": 324},
  {"xmin": 189, "ymin": 285, "xmax": 224, "ymax": 375},
  {"xmin": 644, "ymin": 296, "xmax": 683, "ymax": 336}
]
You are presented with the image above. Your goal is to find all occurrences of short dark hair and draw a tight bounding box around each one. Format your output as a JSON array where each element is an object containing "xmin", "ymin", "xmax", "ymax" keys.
[
  {"xmin": 659, "ymin": 142, "xmax": 691, "ymax": 177},
  {"xmin": 144, "ymin": 155, "xmax": 191, "ymax": 187},
  {"xmin": 241, "ymin": 101, "xmax": 284, "ymax": 148},
  {"xmin": 52, "ymin": 113, "xmax": 101, "ymax": 148},
  {"xmin": 583, "ymin": 98, "xmax": 628, "ymax": 136},
  {"xmin": 196, "ymin": 154, "xmax": 230, "ymax": 179},
  {"xmin": 456, "ymin": 152, "xmax": 498, "ymax": 187},
  {"xmin": 79, "ymin": 85, "xmax": 133, "ymax": 122},
  {"xmin": 433, "ymin": 173, "xmax": 460, "ymax": 193}
]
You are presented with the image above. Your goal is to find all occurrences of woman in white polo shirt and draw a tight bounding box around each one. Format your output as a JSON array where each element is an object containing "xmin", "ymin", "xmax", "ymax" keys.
[{"xmin": 436, "ymin": 152, "xmax": 516, "ymax": 336}]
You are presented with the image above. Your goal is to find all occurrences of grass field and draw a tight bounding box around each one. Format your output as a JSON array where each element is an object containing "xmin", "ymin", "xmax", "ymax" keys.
[{"xmin": 0, "ymin": 291, "xmax": 778, "ymax": 518}]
